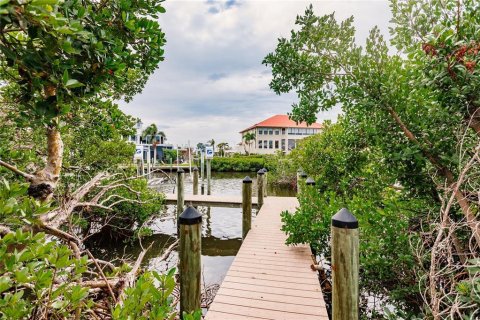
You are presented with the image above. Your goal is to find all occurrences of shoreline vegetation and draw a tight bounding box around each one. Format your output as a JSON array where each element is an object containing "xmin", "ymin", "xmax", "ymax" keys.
[{"xmin": 1, "ymin": 0, "xmax": 480, "ymax": 319}]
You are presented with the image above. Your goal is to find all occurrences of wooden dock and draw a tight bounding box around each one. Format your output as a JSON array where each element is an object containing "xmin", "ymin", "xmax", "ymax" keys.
[
  {"xmin": 205, "ymin": 196, "xmax": 328, "ymax": 320},
  {"xmin": 164, "ymin": 194, "xmax": 259, "ymax": 208}
]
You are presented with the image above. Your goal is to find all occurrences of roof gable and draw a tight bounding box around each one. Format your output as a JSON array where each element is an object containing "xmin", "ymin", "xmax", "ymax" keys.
[{"xmin": 240, "ymin": 115, "xmax": 322, "ymax": 133}]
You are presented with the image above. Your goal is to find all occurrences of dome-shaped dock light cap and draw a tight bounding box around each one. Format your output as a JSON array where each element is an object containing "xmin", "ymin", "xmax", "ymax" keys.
[
  {"xmin": 177, "ymin": 168, "xmax": 185, "ymax": 173},
  {"xmin": 192, "ymin": 167, "xmax": 198, "ymax": 171},
  {"xmin": 300, "ymin": 171, "xmax": 308, "ymax": 178},
  {"xmin": 257, "ymin": 169, "xmax": 265, "ymax": 175},
  {"xmin": 332, "ymin": 208, "xmax": 358, "ymax": 229},
  {"xmin": 306, "ymin": 177, "xmax": 316, "ymax": 186},
  {"xmin": 243, "ymin": 176, "xmax": 253, "ymax": 183},
  {"xmin": 261, "ymin": 168, "xmax": 268, "ymax": 173},
  {"xmin": 179, "ymin": 206, "xmax": 202, "ymax": 225}
]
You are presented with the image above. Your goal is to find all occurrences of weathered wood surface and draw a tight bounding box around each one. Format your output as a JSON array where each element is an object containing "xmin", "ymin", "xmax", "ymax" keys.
[
  {"xmin": 164, "ymin": 194, "xmax": 258, "ymax": 208},
  {"xmin": 242, "ymin": 177, "xmax": 253, "ymax": 239},
  {"xmin": 206, "ymin": 197, "xmax": 328, "ymax": 320},
  {"xmin": 179, "ymin": 208, "xmax": 202, "ymax": 316},
  {"xmin": 331, "ymin": 208, "xmax": 359, "ymax": 320},
  {"xmin": 256, "ymin": 170, "xmax": 264, "ymax": 208}
]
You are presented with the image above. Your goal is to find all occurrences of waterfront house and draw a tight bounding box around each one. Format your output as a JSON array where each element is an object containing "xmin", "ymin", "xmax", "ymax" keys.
[
  {"xmin": 126, "ymin": 121, "xmax": 173, "ymax": 163},
  {"xmin": 239, "ymin": 115, "xmax": 322, "ymax": 154}
]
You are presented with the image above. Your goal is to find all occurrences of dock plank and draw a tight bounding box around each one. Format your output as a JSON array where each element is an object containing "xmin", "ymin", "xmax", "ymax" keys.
[{"xmin": 205, "ymin": 196, "xmax": 328, "ymax": 319}]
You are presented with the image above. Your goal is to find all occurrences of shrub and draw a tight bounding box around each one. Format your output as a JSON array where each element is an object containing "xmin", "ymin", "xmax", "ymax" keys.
[{"xmin": 210, "ymin": 155, "xmax": 274, "ymax": 172}]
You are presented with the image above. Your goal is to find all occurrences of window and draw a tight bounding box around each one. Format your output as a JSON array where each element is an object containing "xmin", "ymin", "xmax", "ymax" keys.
[
  {"xmin": 275, "ymin": 141, "xmax": 279, "ymax": 149},
  {"xmin": 288, "ymin": 139, "xmax": 296, "ymax": 150},
  {"xmin": 258, "ymin": 140, "xmax": 263, "ymax": 149},
  {"xmin": 282, "ymin": 128, "xmax": 286, "ymax": 134},
  {"xmin": 269, "ymin": 129, "xmax": 273, "ymax": 135},
  {"xmin": 269, "ymin": 140, "xmax": 273, "ymax": 149},
  {"xmin": 258, "ymin": 129, "xmax": 263, "ymax": 135},
  {"xmin": 281, "ymin": 139, "xmax": 285, "ymax": 150},
  {"xmin": 275, "ymin": 129, "xmax": 280, "ymax": 135},
  {"xmin": 287, "ymin": 128, "xmax": 293, "ymax": 134}
]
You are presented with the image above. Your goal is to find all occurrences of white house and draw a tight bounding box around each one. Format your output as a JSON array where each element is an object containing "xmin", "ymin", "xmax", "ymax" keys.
[
  {"xmin": 126, "ymin": 121, "xmax": 173, "ymax": 162},
  {"xmin": 240, "ymin": 115, "xmax": 322, "ymax": 154}
]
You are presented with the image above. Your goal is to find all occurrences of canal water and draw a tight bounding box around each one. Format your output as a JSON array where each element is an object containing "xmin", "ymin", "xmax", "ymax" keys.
[{"xmin": 89, "ymin": 172, "xmax": 295, "ymax": 291}]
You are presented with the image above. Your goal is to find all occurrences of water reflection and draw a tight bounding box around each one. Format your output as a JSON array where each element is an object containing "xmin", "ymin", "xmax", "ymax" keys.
[{"xmin": 88, "ymin": 172, "xmax": 295, "ymax": 287}]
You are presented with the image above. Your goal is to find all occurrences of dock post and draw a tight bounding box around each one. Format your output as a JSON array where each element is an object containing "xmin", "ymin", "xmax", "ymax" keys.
[
  {"xmin": 177, "ymin": 168, "xmax": 185, "ymax": 217},
  {"xmin": 179, "ymin": 206, "xmax": 202, "ymax": 318},
  {"xmin": 242, "ymin": 176, "xmax": 253, "ymax": 238},
  {"xmin": 331, "ymin": 208, "xmax": 359, "ymax": 320},
  {"xmin": 140, "ymin": 160, "xmax": 145, "ymax": 177},
  {"xmin": 296, "ymin": 168, "xmax": 302, "ymax": 190},
  {"xmin": 261, "ymin": 168, "xmax": 268, "ymax": 197},
  {"xmin": 306, "ymin": 177, "xmax": 316, "ymax": 187},
  {"xmin": 256, "ymin": 169, "xmax": 264, "ymax": 208},
  {"xmin": 297, "ymin": 171, "xmax": 307, "ymax": 194},
  {"xmin": 201, "ymin": 183, "xmax": 205, "ymax": 195},
  {"xmin": 206, "ymin": 158, "xmax": 211, "ymax": 195},
  {"xmin": 147, "ymin": 162, "xmax": 151, "ymax": 180},
  {"xmin": 201, "ymin": 151, "xmax": 205, "ymax": 180},
  {"xmin": 136, "ymin": 159, "xmax": 141, "ymax": 177},
  {"xmin": 193, "ymin": 167, "xmax": 199, "ymax": 195}
]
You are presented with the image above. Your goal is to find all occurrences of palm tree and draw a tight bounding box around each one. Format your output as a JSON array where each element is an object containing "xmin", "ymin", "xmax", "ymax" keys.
[
  {"xmin": 141, "ymin": 124, "xmax": 166, "ymax": 164},
  {"xmin": 243, "ymin": 133, "xmax": 255, "ymax": 155},
  {"xmin": 217, "ymin": 142, "xmax": 229, "ymax": 157},
  {"xmin": 207, "ymin": 139, "xmax": 215, "ymax": 152}
]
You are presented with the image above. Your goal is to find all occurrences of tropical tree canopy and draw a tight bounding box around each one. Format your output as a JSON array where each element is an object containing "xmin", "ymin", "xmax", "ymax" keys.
[
  {"xmin": 0, "ymin": 0, "xmax": 167, "ymax": 200},
  {"xmin": 265, "ymin": 1, "xmax": 480, "ymax": 317}
]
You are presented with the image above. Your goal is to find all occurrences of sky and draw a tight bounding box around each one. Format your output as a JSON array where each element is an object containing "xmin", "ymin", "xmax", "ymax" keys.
[{"xmin": 119, "ymin": 0, "xmax": 392, "ymax": 147}]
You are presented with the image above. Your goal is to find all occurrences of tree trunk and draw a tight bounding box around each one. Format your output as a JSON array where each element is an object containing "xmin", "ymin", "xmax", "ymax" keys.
[
  {"xmin": 28, "ymin": 124, "xmax": 64, "ymax": 201},
  {"xmin": 387, "ymin": 107, "xmax": 480, "ymax": 247},
  {"xmin": 466, "ymin": 103, "xmax": 480, "ymax": 135}
]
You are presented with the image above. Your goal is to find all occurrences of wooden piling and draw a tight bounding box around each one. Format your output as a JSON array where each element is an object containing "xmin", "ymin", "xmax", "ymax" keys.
[
  {"xmin": 136, "ymin": 159, "xmax": 141, "ymax": 177},
  {"xmin": 177, "ymin": 168, "xmax": 185, "ymax": 217},
  {"xmin": 201, "ymin": 151, "xmax": 205, "ymax": 180},
  {"xmin": 297, "ymin": 171, "xmax": 307, "ymax": 194},
  {"xmin": 242, "ymin": 176, "xmax": 253, "ymax": 239},
  {"xmin": 206, "ymin": 158, "xmax": 211, "ymax": 195},
  {"xmin": 256, "ymin": 169, "xmax": 264, "ymax": 208},
  {"xmin": 179, "ymin": 206, "xmax": 202, "ymax": 318},
  {"xmin": 331, "ymin": 208, "xmax": 359, "ymax": 320},
  {"xmin": 193, "ymin": 167, "xmax": 199, "ymax": 195},
  {"xmin": 261, "ymin": 168, "xmax": 268, "ymax": 197},
  {"xmin": 306, "ymin": 177, "xmax": 316, "ymax": 186}
]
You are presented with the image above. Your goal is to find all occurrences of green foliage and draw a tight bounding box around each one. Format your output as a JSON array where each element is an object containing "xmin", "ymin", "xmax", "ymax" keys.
[
  {"xmin": 0, "ymin": 230, "xmax": 91, "ymax": 319},
  {"xmin": 216, "ymin": 142, "xmax": 229, "ymax": 157},
  {"xmin": 242, "ymin": 132, "xmax": 255, "ymax": 154},
  {"xmin": 163, "ymin": 149, "xmax": 177, "ymax": 162},
  {"xmin": 0, "ymin": 180, "xmax": 180, "ymax": 319},
  {"xmin": 0, "ymin": 0, "xmax": 166, "ymax": 125},
  {"xmin": 266, "ymin": 2, "xmax": 480, "ymax": 317},
  {"xmin": 0, "ymin": 179, "xmax": 51, "ymax": 229},
  {"xmin": 211, "ymin": 155, "xmax": 271, "ymax": 172},
  {"xmin": 112, "ymin": 268, "xmax": 176, "ymax": 320},
  {"xmin": 280, "ymin": 121, "xmax": 424, "ymax": 315}
]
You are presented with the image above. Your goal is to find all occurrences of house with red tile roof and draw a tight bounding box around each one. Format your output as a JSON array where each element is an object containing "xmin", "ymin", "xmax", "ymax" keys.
[{"xmin": 239, "ymin": 114, "xmax": 322, "ymax": 154}]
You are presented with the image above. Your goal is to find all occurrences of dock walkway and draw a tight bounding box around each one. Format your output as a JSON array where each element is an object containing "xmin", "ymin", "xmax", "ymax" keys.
[
  {"xmin": 164, "ymin": 194, "xmax": 259, "ymax": 208},
  {"xmin": 205, "ymin": 196, "xmax": 328, "ymax": 320}
]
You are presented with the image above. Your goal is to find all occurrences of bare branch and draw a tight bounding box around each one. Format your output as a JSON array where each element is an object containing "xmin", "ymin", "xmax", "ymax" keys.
[
  {"xmin": 0, "ymin": 159, "xmax": 34, "ymax": 181},
  {"xmin": 86, "ymin": 249, "xmax": 117, "ymax": 304}
]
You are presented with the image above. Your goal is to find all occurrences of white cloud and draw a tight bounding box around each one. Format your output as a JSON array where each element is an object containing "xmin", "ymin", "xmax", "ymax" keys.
[{"xmin": 120, "ymin": 0, "xmax": 391, "ymax": 146}]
